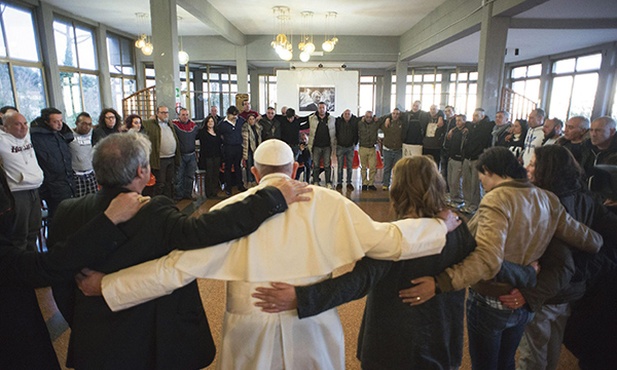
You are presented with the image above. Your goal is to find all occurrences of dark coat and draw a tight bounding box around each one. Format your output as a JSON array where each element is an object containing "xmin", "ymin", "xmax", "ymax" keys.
[
  {"xmin": 296, "ymin": 222, "xmax": 476, "ymax": 370},
  {"xmin": 46, "ymin": 185, "xmax": 287, "ymax": 370},
  {"xmin": 580, "ymin": 135, "xmax": 617, "ymax": 184},
  {"xmin": 30, "ymin": 117, "xmax": 75, "ymax": 216},
  {"xmin": 0, "ymin": 171, "xmax": 61, "ymax": 370},
  {"xmin": 91, "ymin": 125, "xmax": 118, "ymax": 146}
]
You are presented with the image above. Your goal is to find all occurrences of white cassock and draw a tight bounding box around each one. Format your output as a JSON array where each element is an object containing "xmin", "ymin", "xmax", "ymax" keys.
[{"xmin": 102, "ymin": 173, "xmax": 448, "ymax": 370}]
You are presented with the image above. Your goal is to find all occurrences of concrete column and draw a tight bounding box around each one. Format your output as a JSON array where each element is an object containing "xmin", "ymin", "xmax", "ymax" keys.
[
  {"xmin": 477, "ymin": 1, "xmax": 509, "ymax": 115},
  {"xmin": 36, "ymin": 2, "xmax": 62, "ymax": 110},
  {"xmin": 236, "ymin": 45, "xmax": 249, "ymax": 95},
  {"xmin": 193, "ymin": 69, "xmax": 204, "ymax": 119},
  {"xmin": 382, "ymin": 73, "xmax": 393, "ymax": 115},
  {"xmin": 149, "ymin": 0, "xmax": 179, "ymax": 110},
  {"xmin": 249, "ymin": 69, "xmax": 259, "ymax": 111},
  {"xmin": 592, "ymin": 44, "xmax": 617, "ymax": 118},
  {"xmin": 96, "ymin": 24, "xmax": 113, "ymax": 109},
  {"xmin": 538, "ymin": 56, "xmax": 551, "ymax": 110},
  {"xmin": 395, "ymin": 60, "xmax": 407, "ymax": 110}
]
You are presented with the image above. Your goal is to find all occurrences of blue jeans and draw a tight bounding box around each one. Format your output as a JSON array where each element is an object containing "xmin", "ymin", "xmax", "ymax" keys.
[
  {"xmin": 382, "ymin": 148, "xmax": 402, "ymax": 187},
  {"xmin": 312, "ymin": 146, "xmax": 332, "ymax": 184},
  {"xmin": 467, "ymin": 292, "xmax": 534, "ymax": 370},
  {"xmin": 336, "ymin": 145, "xmax": 354, "ymax": 184},
  {"xmin": 175, "ymin": 153, "xmax": 197, "ymax": 199}
]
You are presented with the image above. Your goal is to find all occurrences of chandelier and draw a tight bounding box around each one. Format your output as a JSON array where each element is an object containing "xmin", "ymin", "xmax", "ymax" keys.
[
  {"xmin": 271, "ymin": 7, "xmax": 340, "ymax": 62},
  {"xmin": 322, "ymin": 12, "xmax": 338, "ymax": 53},
  {"xmin": 270, "ymin": 6, "xmax": 293, "ymax": 61},
  {"xmin": 134, "ymin": 13, "xmax": 153, "ymax": 56},
  {"xmin": 177, "ymin": 17, "xmax": 190, "ymax": 65}
]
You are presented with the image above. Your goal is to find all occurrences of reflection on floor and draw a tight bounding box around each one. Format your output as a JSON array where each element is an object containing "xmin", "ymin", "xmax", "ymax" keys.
[{"xmin": 39, "ymin": 172, "xmax": 580, "ymax": 369}]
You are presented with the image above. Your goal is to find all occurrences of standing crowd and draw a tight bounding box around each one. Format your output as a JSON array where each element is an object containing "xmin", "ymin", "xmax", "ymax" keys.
[{"xmin": 0, "ymin": 97, "xmax": 616, "ymax": 370}]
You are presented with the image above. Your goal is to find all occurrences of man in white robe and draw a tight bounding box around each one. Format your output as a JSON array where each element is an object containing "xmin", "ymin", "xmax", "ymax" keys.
[{"xmin": 78, "ymin": 139, "xmax": 460, "ymax": 370}]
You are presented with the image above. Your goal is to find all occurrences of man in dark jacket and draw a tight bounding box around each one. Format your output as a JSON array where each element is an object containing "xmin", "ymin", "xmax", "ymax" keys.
[
  {"xmin": 580, "ymin": 116, "xmax": 617, "ymax": 190},
  {"xmin": 30, "ymin": 107, "xmax": 75, "ymax": 218},
  {"xmin": 460, "ymin": 108, "xmax": 494, "ymax": 214},
  {"xmin": 33, "ymin": 132, "xmax": 306, "ymax": 370},
  {"xmin": 335, "ymin": 109, "xmax": 359, "ymax": 191}
]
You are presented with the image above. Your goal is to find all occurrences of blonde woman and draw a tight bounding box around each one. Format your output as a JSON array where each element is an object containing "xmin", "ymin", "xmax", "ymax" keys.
[{"xmin": 254, "ymin": 156, "xmax": 476, "ymax": 369}]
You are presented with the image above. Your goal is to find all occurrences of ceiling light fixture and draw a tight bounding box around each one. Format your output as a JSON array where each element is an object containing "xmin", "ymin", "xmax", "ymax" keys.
[
  {"xmin": 322, "ymin": 12, "xmax": 338, "ymax": 53},
  {"xmin": 135, "ymin": 12, "xmax": 153, "ymax": 56},
  {"xmin": 271, "ymin": 6, "xmax": 293, "ymax": 62}
]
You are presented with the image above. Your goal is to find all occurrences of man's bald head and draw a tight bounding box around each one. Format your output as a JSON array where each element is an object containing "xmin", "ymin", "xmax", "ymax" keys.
[{"xmin": 2, "ymin": 112, "xmax": 29, "ymax": 139}]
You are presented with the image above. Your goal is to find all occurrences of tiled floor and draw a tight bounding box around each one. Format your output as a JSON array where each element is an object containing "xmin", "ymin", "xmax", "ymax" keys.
[{"xmin": 39, "ymin": 169, "xmax": 580, "ymax": 369}]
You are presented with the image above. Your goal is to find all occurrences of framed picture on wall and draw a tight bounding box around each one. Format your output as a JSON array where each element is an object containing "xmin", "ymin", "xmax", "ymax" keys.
[{"xmin": 299, "ymin": 86, "xmax": 335, "ymax": 112}]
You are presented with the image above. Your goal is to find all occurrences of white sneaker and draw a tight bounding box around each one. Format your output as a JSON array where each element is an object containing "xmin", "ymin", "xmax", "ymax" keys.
[{"xmin": 327, "ymin": 183, "xmax": 335, "ymax": 190}]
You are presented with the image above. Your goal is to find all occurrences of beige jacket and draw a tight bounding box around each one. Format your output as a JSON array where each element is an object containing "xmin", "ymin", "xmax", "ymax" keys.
[{"xmin": 437, "ymin": 179, "xmax": 603, "ymax": 293}]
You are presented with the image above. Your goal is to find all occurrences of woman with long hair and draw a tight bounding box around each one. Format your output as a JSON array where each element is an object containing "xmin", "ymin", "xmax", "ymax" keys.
[
  {"xmin": 401, "ymin": 147, "xmax": 602, "ymax": 370},
  {"xmin": 498, "ymin": 145, "xmax": 617, "ymax": 370},
  {"xmin": 124, "ymin": 114, "xmax": 143, "ymax": 133},
  {"xmin": 254, "ymin": 156, "xmax": 476, "ymax": 369},
  {"xmin": 506, "ymin": 119, "xmax": 528, "ymax": 159},
  {"xmin": 197, "ymin": 115, "xmax": 222, "ymax": 198},
  {"xmin": 93, "ymin": 108, "xmax": 122, "ymax": 145}
]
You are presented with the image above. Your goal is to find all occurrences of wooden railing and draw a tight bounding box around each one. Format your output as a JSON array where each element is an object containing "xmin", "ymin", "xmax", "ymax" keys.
[
  {"xmin": 500, "ymin": 87, "xmax": 537, "ymax": 121},
  {"xmin": 123, "ymin": 86, "xmax": 156, "ymax": 120}
]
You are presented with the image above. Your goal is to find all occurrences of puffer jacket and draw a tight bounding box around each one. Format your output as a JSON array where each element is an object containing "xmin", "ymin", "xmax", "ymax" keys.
[
  {"xmin": 436, "ymin": 179, "xmax": 604, "ymax": 293},
  {"xmin": 29, "ymin": 117, "xmax": 75, "ymax": 205}
]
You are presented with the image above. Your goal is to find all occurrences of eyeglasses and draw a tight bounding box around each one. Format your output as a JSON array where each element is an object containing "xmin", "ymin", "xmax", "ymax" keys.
[
  {"xmin": 159, "ymin": 111, "xmax": 170, "ymax": 114},
  {"xmin": 105, "ymin": 115, "xmax": 116, "ymax": 120}
]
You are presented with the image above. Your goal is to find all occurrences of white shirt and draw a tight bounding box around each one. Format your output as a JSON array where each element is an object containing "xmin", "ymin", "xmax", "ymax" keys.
[
  {"xmin": 522, "ymin": 126, "xmax": 545, "ymax": 166},
  {"xmin": 0, "ymin": 130, "xmax": 43, "ymax": 191},
  {"xmin": 101, "ymin": 173, "xmax": 448, "ymax": 369}
]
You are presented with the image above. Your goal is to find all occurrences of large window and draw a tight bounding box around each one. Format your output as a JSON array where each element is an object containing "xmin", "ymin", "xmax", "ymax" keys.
[
  {"xmin": 107, "ymin": 33, "xmax": 136, "ymax": 114},
  {"xmin": 200, "ymin": 67, "xmax": 240, "ymax": 114},
  {"xmin": 0, "ymin": 3, "xmax": 47, "ymax": 121},
  {"xmin": 448, "ymin": 71, "xmax": 478, "ymax": 117},
  {"xmin": 258, "ymin": 74, "xmax": 277, "ymax": 113},
  {"xmin": 54, "ymin": 17, "xmax": 101, "ymax": 125},
  {"xmin": 548, "ymin": 53, "xmax": 601, "ymax": 120},
  {"xmin": 391, "ymin": 68, "xmax": 475, "ymax": 115},
  {"xmin": 510, "ymin": 63, "xmax": 541, "ymax": 102},
  {"xmin": 359, "ymin": 75, "xmax": 377, "ymax": 114}
]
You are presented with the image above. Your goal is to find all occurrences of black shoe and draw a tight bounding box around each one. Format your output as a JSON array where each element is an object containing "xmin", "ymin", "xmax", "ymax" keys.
[
  {"xmin": 237, "ymin": 185, "xmax": 247, "ymax": 192},
  {"xmin": 368, "ymin": 185, "xmax": 377, "ymax": 191},
  {"xmin": 336, "ymin": 184, "xmax": 343, "ymax": 190},
  {"xmin": 347, "ymin": 184, "xmax": 354, "ymax": 191},
  {"xmin": 224, "ymin": 189, "xmax": 232, "ymax": 196},
  {"xmin": 362, "ymin": 185, "xmax": 368, "ymax": 191}
]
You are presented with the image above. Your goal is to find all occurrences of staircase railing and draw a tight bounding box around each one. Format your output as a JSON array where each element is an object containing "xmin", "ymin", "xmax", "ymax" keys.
[
  {"xmin": 500, "ymin": 87, "xmax": 537, "ymax": 120},
  {"xmin": 123, "ymin": 86, "xmax": 156, "ymax": 120}
]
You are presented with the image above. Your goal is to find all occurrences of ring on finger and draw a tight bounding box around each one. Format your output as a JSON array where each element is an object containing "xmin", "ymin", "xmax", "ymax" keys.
[{"xmin": 416, "ymin": 296, "xmax": 421, "ymax": 301}]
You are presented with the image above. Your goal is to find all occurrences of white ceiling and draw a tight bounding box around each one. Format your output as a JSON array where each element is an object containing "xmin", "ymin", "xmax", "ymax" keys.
[{"xmin": 43, "ymin": 0, "xmax": 617, "ymax": 67}]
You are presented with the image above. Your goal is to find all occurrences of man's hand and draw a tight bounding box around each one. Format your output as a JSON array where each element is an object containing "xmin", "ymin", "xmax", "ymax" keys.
[
  {"xmin": 271, "ymin": 179, "xmax": 313, "ymax": 205},
  {"xmin": 75, "ymin": 268, "xmax": 105, "ymax": 296},
  {"xmin": 252, "ymin": 282, "xmax": 297, "ymax": 313},
  {"xmin": 104, "ymin": 192, "xmax": 150, "ymax": 225},
  {"xmin": 499, "ymin": 288, "xmax": 526, "ymax": 310},
  {"xmin": 384, "ymin": 117, "xmax": 391, "ymax": 128},
  {"xmin": 437, "ymin": 209, "xmax": 461, "ymax": 232},
  {"xmin": 399, "ymin": 276, "xmax": 436, "ymax": 306},
  {"xmin": 530, "ymin": 260, "xmax": 541, "ymax": 275}
]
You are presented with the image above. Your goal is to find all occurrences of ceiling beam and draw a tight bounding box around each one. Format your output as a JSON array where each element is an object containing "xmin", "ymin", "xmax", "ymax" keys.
[
  {"xmin": 399, "ymin": 0, "xmax": 551, "ymax": 62},
  {"xmin": 176, "ymin": 0, "xmax": 246, "ymax": 45},
  {"xmin": 510, "ymin": 18, "xmax": 617, "ymax": 29}
]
